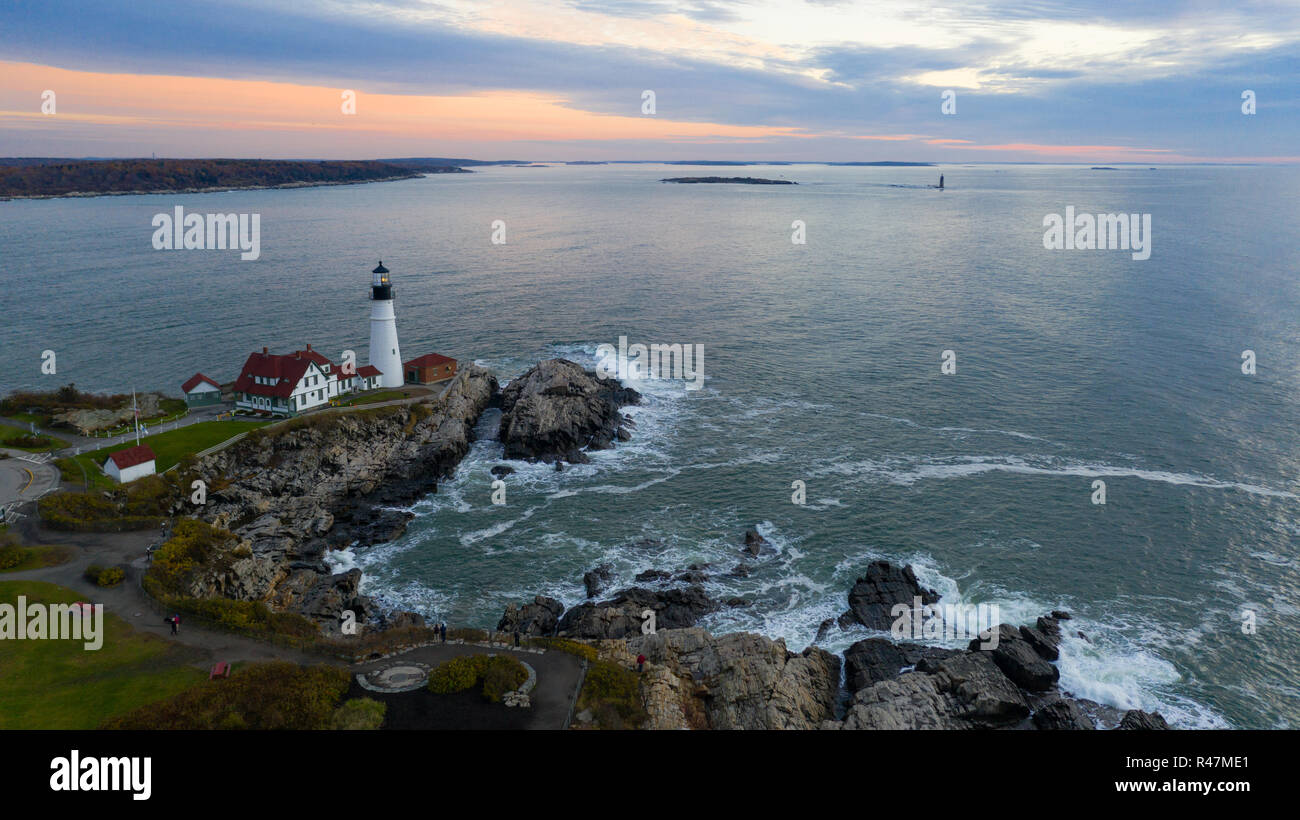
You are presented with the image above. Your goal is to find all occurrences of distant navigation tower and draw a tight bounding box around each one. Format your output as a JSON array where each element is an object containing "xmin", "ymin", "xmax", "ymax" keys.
[{"xmin": 368, "ymin": 261, "xmax": 403, "ymax": 389}]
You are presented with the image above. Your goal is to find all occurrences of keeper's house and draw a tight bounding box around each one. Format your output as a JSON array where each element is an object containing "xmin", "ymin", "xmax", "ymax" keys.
[
  {"xmin": 104, "ymin": 444, "xmax": 156, "ymax": 483},
  {"xmin": 404, "ymin": 353, "xmax": 458, "ymax": 385},
  {"xmin": 233, "ymin": 344, "xmax": 383, "ymax": 417},
  {"xmin": 180, "ymin": 372, "xmax": 222, "ymax": 406}
]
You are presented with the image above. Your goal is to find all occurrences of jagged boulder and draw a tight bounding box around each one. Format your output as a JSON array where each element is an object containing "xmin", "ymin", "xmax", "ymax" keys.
[
  {"xmin": 843, "ymin": 637, "xmax": 960, "ymax": 692},
  {"xmin": 1033, "ymin": 697, "xmax": 1096, "ymax": 730},
  {"xmin": 583, "ymin": 564, "xmax": 613, "ymax": 598},
  {"xmin": 558, "ymin": 586, "xmax": 716, "ymax": 639},
  {"xmin": 497, "ymin": 595, "xmax": 565, "ymax": 636},
  {"xmin": 498, "ymin": 358, "xmax": 640, "ymax": 462},
  {"xmin": 1118, "ymin": 710, "xmax": 1170, "ymax": 730},
  {"xmin": 969, "ymin": 624, "xmax": 1059, "ymax": 692},
  {"xmin": 615, "ymin": 627, "xmax": 840, "ymax": 730},
  {"xmin": 839, "ymin": 561, "xmax": 939, "ymax": 630},
  {"xmin": 841, "ymin": 651, "xmax": 1030, "ymax": 729}
]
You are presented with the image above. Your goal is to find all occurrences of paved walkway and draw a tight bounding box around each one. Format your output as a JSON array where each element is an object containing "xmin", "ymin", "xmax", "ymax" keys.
[{"xmin": 0, "ymin": 449, "xmax": 60, "ymax": 517}]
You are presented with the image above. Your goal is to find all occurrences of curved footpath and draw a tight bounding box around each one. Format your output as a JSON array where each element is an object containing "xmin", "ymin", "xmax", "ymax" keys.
[{"xmin": 1, "ymin": 521, "xmax": 583, "ymax": 729}]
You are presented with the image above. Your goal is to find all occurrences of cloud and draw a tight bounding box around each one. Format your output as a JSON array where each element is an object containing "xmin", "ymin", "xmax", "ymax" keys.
[{"xmin": 0, "ymin": 0, "xmax": 1297, "ymax": 160}]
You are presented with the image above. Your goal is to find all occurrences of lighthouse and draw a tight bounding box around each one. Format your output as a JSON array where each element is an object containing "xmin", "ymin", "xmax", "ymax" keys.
[{"xmin": 368, "ymin": 261, "xmax": 403, "ymax": 388}]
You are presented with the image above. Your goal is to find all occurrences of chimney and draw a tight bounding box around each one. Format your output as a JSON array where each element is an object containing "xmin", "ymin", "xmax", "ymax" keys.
[
  {"xmin": 306, "ymin": 343, "xmax": 312, "ymax": 351},
  {"xmin": 262, "ymin": 347, "xmax": 268, "ymax": 355}
]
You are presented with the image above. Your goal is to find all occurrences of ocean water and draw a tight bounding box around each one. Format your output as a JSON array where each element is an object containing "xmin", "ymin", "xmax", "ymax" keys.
[{"xmin": 3, "ymin": 163, "xmax": 1299, "ymax": 729}]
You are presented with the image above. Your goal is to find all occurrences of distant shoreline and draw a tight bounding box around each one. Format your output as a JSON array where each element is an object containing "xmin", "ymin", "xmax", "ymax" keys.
[
  {"xmin": 0, "ymin": 174, "xmax": 432, "ymax": 201},
  {"xmin": 0, "ymin": 158, "xmax": 467, "ymax": 201},
  {"xmin": 661, "ymin": 176, "xmax": 796, "ymax": 185}
]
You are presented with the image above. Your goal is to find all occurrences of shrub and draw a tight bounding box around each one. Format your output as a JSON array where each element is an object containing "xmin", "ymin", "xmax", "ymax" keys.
[
  {"xmin": 577, "ymin": 660, "xmax": 646, "ymax": 729},
  {"xmin": 153, "ymin": 596, "xmax": 318, "ymax": 641},
  {"xmin": 329, "ymin": 698, "xmax": 387, "ymax": 730},
  {"xmin": 481, "ymin": 656, "xmax": 529, "ymax": 703},
  {"xmin": 0, "ymin": 546, "xmax": 29, "ymax": 570},
  {"xmin": 39, "ymin": 474, "xmax": 178, "ymax": 531},
  {"xmin": 531, "ymin": 637, "xmax": 598, "ymax": 662},
  {"xmin": 144, "ymin": 518, "xmax": 237, "ymax": 598},
  {"xmin": 427, "ymin": 654, "xmax": 529, "ymax": 702},
  {"xmin": 84, "ymin": 565, "xmax": 125, "ymax": 587},
  {"xmin": 428, "ymin": 655, "xmax": 484, "ymax": 694},
  {"xmin": 102, "ymin": 662, "xmax": 349, "ymax": 729}
]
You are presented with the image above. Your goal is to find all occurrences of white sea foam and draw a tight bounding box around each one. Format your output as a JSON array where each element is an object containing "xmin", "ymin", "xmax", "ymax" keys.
[{"xmin": 812, "ymin": 454, "xmax": 1297, "ymax": 499}]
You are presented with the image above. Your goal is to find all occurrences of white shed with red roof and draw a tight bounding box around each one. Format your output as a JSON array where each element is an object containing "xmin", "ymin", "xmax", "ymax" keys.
[{"xmin": 104, "ymin": 444, "xmax": 157, "ymax": 483}]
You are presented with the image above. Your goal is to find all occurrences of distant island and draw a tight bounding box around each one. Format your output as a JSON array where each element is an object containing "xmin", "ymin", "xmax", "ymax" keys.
[
  {"xmin": 661, "ymin": 176, "xmax": 796, "ymax": 185},
  {"xmin": 0, "ymin": 158, "xmax": 467, "ymax": 199}
]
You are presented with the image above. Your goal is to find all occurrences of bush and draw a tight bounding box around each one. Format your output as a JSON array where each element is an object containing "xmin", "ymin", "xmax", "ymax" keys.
[
  {"xmin": 154, "ymin": 596, "xmax": 318, "ymax": 641},
  {"xmin": 39, "ymin": 474, "xmax": 178, "ymax": 531},
  {"xmin": 428, "ymin": 655, "xmax": 484, "ymax": 694},
  {"xmin": 577, "ymin": 660, "xmax": 646, "ymax": 729},
  {"xmin": 481, "ymin": 657, "xmax": 529, "ymax": 703},
  {"xmin": 102, "ymin": 662, "xmax": 349, "ymax": 729},
  {"xmin": 84, "ymin": 565, "xmax": 125, "ymax": 587},
  {"xmin": 329, "ymin": 698, "xmax": 387, "ymax": 730},
  {"xmin": 144, "ymin": 518, "xmax": 237, "ymax": 598},
  {"xmin": 427, "ymin": 654, "xmax": 529, "ymax": 702},
  {"xmin": 531, "ymin": 637, "xmax": 598, "ymax": 662},
  {"xmin": 0, "ymin": 546, "xmax": 29, "ymax": 570}
]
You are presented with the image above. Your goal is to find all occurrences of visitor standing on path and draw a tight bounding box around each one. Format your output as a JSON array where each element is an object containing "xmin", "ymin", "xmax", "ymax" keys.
[{"xmin": 637, "ymin": 653, "xmax": 646, "ymax": 673}]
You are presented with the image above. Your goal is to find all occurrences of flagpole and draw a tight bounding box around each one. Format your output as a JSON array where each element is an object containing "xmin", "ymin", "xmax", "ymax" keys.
[{"xmin": 133, "ymin": 390, "xmax": 141, "ymax": 446}]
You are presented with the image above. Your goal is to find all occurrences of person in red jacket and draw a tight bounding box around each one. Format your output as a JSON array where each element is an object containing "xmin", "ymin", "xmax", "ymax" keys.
[{"xmin": 636, "ymin": 653, "xmax": 646, "ymax": 673}]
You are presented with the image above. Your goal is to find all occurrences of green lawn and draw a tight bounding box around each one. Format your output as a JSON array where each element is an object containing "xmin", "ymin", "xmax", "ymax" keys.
[
  {"xmin": 64, "ymin": 420, "xmax": 271, "ymax": 483},
  {"xmin": 0, "ymin": 544, "xmax": 76, "ymax": 572},
  {"xmin": 337, "ymin": 390, "xmax": 410, "ymax": 407},
  {"xmin": 0, "ymin": 580, "xmax": 207, "ymax": 729},
  {"xmin": 5, "ymin": 412, "xmax": 47, "ymax": 426},
  {"xmin": 0, "ymin": 427, "xmax": 68, "ymax": 452}
]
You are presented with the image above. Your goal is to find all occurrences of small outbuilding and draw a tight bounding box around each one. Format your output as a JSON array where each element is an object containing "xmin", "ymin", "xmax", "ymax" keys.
[
  {"xmin": 404, "ymin": 353, "xmax": 457, "ymax": 385},
  {"xmin": 181, "ymin": 373, "xmax": 222, "ymax": 406},
  {"xmin": 104, "ymin": 444, "xmax": 157, "ymax": 483}
]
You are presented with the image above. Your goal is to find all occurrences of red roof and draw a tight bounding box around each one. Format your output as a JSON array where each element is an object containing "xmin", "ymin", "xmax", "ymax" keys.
[
  {"xmin": 181, "ymin": 372, "xmax": 220, "ymax": 393},
  {"xmin": 293, "ymin": 348, "xmax": 333, "ymax": 368},
  {"xmin": 108, "ymin": 444, "xmax": 156, "ymax": 470},
  {"xmin": 232, "ymin": 350, "xmax": 318, "ymax": 398},
  {"xmin": 404, "ymin": 353, "xmax": 456, "ymax": 369},
  {"xmin": 356, "ymin": 365, "xmax": 382, "ymax": 377}
]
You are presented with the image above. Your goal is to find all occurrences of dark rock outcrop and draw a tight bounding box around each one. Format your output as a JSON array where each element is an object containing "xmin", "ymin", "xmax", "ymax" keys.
[
  {"xmin": 843, "ymin": 637, "xmax": 960, "ymax": 693},
  {"xmin": 840, "ymin": 561, "xmax": 939, "ymax": 631},
  {"xmin": 611, "ymin": 627, "xmax": 840, "ymax": 729},
  {"xmin": 497, "ymin": 595, "xmax": 565, "ymax": 636},
  {"xmin": 1118, "ymin": 710, "xmax": 1171, "ymax": 730},
  {"xmin": 742, "ymin": 528, "xmax": 768, "ymax": 557},
  {"xmin": 558, "ymin": 585, "xmax": 717, "ymax": 639},
  {"xmin": 498, "ymin": 358, "xmax": 640, "ymax": 463},
  {"xmin": 1032, "ymin": 697, "xmax": 1096, "ymax": 730},
  {"xmin": 841, "ymin": 651, "xmax": 1029, "ymax": 729},
  {"xmin": 970, "ymin": 624, "xmax": 1060, "ymax": 692},
  {"xmin": 583, "ymin": 564, "xmax": 613, "ymax": 598}
]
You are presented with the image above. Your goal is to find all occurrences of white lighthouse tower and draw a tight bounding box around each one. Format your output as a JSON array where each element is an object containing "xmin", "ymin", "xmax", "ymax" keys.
[{"xmin": 368, "ymin": 260, "xmax": 403, "ymax": 388}]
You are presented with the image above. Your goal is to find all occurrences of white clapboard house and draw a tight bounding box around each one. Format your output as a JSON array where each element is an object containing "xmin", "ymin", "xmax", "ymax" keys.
[{"xmin": 232, "ymin": 344, "xmax": 382, "ymax": 417}]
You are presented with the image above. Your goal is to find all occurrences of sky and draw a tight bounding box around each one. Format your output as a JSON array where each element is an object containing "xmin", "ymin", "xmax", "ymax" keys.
[{"xmin": 0, "ymin": 0, "xmax": 1297, "ymax": 163}]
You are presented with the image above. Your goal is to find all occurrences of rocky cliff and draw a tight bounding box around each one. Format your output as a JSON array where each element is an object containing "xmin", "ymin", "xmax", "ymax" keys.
[
  {"xmin": 183, "ymin": 365, "xmax": 498, "ymax": 630},
  {"xmin": 500, "ymin": 557, "xmax": 1170, "ymax": 731},
  {"xmin": 598, "ymin": 628, "xmax": 841, "ymax": 730}
]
